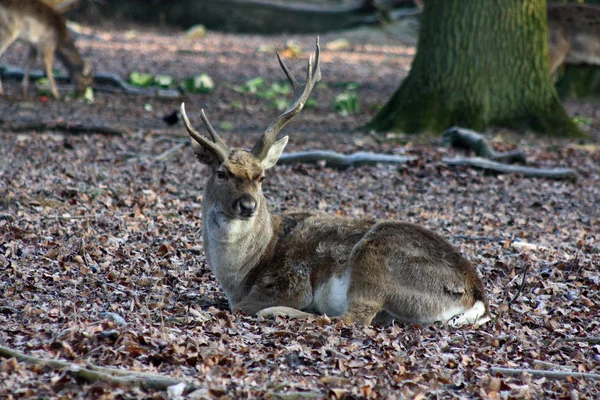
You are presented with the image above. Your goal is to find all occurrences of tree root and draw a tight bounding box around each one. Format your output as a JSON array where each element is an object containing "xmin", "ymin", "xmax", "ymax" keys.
[
  {"xmin": 0, "ymin": 121, "xmax": 125, "ymax": 136},
  {"xmin": 0, "ymin": 346, "xmax": 197, "ymax": 392},
  {"xmin": 443, "ymin": 127, "xmax": 527, "ymax": 164},
  {"xmin": 491, "ymin": 366, "xmax": 600, "ymax": 381}
]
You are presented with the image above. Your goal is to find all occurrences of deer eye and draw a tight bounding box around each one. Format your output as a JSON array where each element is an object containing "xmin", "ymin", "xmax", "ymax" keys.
[
  {"xmin": 216, "ymin": 171, "xmax": 228, "ymax": 180},
  {"xmin": 258, "ymin": 176, "xmax": 265, "ymax": 183}
]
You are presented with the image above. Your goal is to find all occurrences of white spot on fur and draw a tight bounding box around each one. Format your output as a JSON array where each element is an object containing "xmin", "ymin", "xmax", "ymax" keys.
[
  {"xmin": 447, "ymin": 300, "xmax": 489, "ymax": 328},
  {"xmin": 312, "ymin": 273, "xmax": 350, "ymax": 316}
]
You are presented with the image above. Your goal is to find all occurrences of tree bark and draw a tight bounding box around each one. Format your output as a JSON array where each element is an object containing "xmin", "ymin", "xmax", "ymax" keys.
[{"xmin": 367, "ymin": 0, "xmax": 584, "ymax": 137}]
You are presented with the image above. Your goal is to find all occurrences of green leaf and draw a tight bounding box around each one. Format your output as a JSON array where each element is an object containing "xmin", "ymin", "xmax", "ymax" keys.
[
  {"xmin": 219, "ymin": 121, "xmax": 235, "ymax": 131},
  {"xmin": 243, "ymin": 77, "xmax": 265, "ymax": 93},
  {"xmin": 35, "ymin": 78, "xmax": 52, "ymax": 95},
  {"xmin": 183, "ymin": 73, "xmax": 214, "ymax": 93},
  {"xmin": 154, "ymin": 74, "xmax": 174, "ymax": 88},
  {"xmin": 333, "ymin": 92, "xmax": 360, "ymax": 116},
  {"xmin": 272, "ymin": 98, "xmax": 289, "ymax": 111},
  {"xmin": 305, "ymin": 98, "xmax": 317, "ymax": 108},
  {"xmin": 129, "ymin": 72, "xmax": 154, "ymax": 87},
  {"xmin": 83, "ymin": 87, "xmax": 95, "ymax": 103}
]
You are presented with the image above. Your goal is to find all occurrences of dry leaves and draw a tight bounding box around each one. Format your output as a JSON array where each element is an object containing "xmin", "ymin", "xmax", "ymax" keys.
[{"xmin": 1, "ymin": 25, "xmax": 599, "ymax": 399}]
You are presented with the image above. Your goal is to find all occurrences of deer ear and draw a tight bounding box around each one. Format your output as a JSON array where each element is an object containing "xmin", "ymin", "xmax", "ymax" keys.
[
  {"xmin": 191, "ymin": 138, "xmax": 221, "ymax": 168},
  {"xmin": 261, "ymin": 136, "xmax": 288, "ymax": 169}
]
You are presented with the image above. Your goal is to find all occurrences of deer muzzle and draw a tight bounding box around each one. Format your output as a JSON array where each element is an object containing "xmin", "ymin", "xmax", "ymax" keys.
[{"xmin": 233, "ymin": 194, "xmax": 257, "ymax": 218}]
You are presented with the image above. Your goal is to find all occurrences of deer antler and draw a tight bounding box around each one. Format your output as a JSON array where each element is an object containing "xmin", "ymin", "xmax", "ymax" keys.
[
  {"xmin": 252, "ymin": 37, "xmax": 322, "ymax": 161},
  {"xmin": 180, "ymin": 103, "xmax": 230, "ymax": 162}
]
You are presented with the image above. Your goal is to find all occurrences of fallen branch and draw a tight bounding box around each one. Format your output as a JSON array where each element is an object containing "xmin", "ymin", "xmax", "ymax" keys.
[
  {"xmin": 441, "ymin": 157, "xmax": 578, "ymax": 180},
  {"xmin": 276, "ymin": 150, "xmax": 577, "ymax": 179},
  {"xmin": 0, "ymin": 121, "xmax": 125, "ymax": 136},
  {"xmin": 532, "ymin": 360, "xmax": 576, "ymax": 371},
  {"xmin": 0, "ymin": 346, "xmax": 197, "ymax": 391},
  {"xmin": 0, "ymin": 66, "xmax": 179, "ymax": 97},
  {"xmin": 278, "ymin": 151, "xmax": 417, "ymax": 168},
  {"xmin": 443, "ymin": 127, "xmax": 527, "ymax": 164},
  {"xmin": 451, "ymin": 235, "xmax": 506, "ymax": 243},
  {"xmin": 491, "ymin": 366, "xmax": 600, "ymax": 381},
  {"xmin": 556, "ymin": 337, "xmax": 600, "ymax": 344}
]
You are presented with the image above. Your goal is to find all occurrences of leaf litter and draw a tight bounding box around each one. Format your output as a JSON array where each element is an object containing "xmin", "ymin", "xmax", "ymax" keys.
[{"xmin": 0, "ymin": 24, "xmax": 599, "ymax": 399}]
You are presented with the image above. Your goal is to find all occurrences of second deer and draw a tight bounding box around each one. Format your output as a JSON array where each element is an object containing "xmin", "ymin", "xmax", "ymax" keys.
[
  {"xmin": 181, "ymin": 39, "xmax": 490, "ymax": 327},
  {"xmin": 548, "ymin": 3, "xmax": 600, "ymax": 75},
  {"xmin": 0, "ymin": 0, "xmax": 92, "ymax": 99}
]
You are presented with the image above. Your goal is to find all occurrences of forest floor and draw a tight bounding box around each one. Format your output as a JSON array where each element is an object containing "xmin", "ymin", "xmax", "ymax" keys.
[{"xmin": 0, "ymin": 21, "xmax": 599, "ymax": 399}]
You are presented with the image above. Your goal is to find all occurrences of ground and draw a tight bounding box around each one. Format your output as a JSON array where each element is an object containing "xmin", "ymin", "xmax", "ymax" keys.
[{"xmin": 0, "ymin": 22, "xmax": 599, "ymax": 399}]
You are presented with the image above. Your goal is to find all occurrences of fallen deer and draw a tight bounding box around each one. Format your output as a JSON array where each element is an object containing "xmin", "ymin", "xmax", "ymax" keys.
[
  {"xmin": 0, "ymin": 0, "xmax": 92, "ymax": 98},
  {"xmin": 181, "ymin": 39, "xmax": 490, "ymax": 327}
]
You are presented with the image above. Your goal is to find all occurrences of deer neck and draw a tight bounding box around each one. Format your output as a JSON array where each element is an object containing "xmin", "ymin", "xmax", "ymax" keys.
[{"xmin": 202, "ymin": 196, "xmax": 276, "ymax": 304}]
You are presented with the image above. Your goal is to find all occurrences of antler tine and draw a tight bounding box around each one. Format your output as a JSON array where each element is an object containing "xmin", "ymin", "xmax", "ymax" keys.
[
  {"xmin": 252, "ymin": 37, "xmax": 321, "ymax": 160},
  {"xmin": 180, "ymin": 103, "xmax": 229, "ymax": 162}
]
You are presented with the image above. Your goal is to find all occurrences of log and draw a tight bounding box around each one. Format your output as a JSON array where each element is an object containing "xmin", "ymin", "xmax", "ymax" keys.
[
  {"xmin": 491, "ymin": 366, "xmax": 600, "ymax": 381},
  {"xmin": 0, "ymin": 121, "xmax": 125, "ymax": 136},
  {"xmin": 70, "ymin": 0, "xmax": 421, "ymax": 33},
  {"xmin": 0, "ymin": 346, "xmax": 198, "ymax": 391}
]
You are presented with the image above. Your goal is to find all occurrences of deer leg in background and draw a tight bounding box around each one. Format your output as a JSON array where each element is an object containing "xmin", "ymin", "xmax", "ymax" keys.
[
  {"xmin": 0, "ymin": 29, "xmax": 21, "ymax": 95},
  {"xmin": 42, "ymin": 47, "xmax": 60, "ymax": 99},
  {"xmin": 22, "ymin": 46, "xmax": 38, "ymax": 97}
]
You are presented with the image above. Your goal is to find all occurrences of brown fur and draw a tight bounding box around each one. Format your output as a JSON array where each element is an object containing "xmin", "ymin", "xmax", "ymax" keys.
[
  {"xmin": 548, "ymin": 3, "xmax": 600, "ymax": 74},
  {"xmin": 0, "ymin": 0, "xmax": 93, "ymax": 98},
  {"xmin": 190, "ymin": 143, "xmax": 490, "ymax": 327}
]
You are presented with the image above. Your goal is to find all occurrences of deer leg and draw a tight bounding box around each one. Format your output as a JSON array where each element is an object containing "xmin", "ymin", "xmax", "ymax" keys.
[
  {"xmin": 42, "ymin": 48, "xmax": 60, "ymax": 99},
  {"xmin": 0, "ymin": 29, "xmax": 20, "ymax": 95},
  {"xmin": 22, "ymin": 47, "xmax": 38, "ymax": 98},
  {"xmin": 256, "ymin": 306, "xmax": 313, "ymax": 319}
]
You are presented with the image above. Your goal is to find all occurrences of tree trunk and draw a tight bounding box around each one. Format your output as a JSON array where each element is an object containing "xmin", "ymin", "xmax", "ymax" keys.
[{"xmin": 367, "ymin": 0, "xmax": 583, "ymax": 137}]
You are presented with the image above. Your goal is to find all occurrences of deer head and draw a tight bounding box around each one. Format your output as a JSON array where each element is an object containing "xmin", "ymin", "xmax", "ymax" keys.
[{"xmin": 181, "ymin": 38, "xmax": 321, "ymax": 222}]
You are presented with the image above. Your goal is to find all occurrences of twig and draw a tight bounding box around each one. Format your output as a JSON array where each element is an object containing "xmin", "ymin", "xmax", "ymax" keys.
[
  {"xmin": 508, "ymin": 263, "xmax": 532, "ymax": 306},
  {"xmin": 491, "ymin": 366, "xmax": 600, "ymax": 381},
  {"xmin": 0, "ymin": 346, "xmax": 197, "ymax": 391},
  {"xmin": 532, "ymin": 360, "xmax": 576, "ymax": 371},
  {"xmin": 451, "ymin": 235, "xmax": 506, "ymax": 243},
  {"xmin": 442, "ymin": 157, "xmax": 578, "ymax": 180},
  {"xmin": 154, "ymin": 142, "xmax": 188, "ymax": 161},
  {"xmin": 556, "ymin": 337, "xmax": 600, "ymax": 344},
  {"xmin": 278, "ymin": 151, "xmax": 417, "ymax": 168},
  {"xmin": 1, "ymin": 121, "xmax": 125, "ymax": 136}
]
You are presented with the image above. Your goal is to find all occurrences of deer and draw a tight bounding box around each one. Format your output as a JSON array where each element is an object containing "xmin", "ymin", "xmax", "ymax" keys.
[
  {"xmin": 548, "ymin": 3, "xmax": 600, "ymax": 75},
  {"xmin": 180, "ymin": 38, "xmax": 490, "ymax": 328},
  {"xmin": 0, "ymin": 0, "xmax": 93, "ymax": 99}
]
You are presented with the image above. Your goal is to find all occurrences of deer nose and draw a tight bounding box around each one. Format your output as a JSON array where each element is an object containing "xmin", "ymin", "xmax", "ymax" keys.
[{"xmin": 234, "ymin": 194, "xmax": 257, "ymax": 218}]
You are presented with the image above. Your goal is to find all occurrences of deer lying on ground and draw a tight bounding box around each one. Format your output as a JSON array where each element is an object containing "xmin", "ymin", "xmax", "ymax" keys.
[
  {"xmin": 0, "ymin": 0, "xmax": 92, "ymax": 98},
  {"xmin": 181, "ymin": 39, "xmax": 490, "ymax": 327},
  {"xmin": 548, "ymin": 3, "xmax": 600, "ymax": 75}
]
